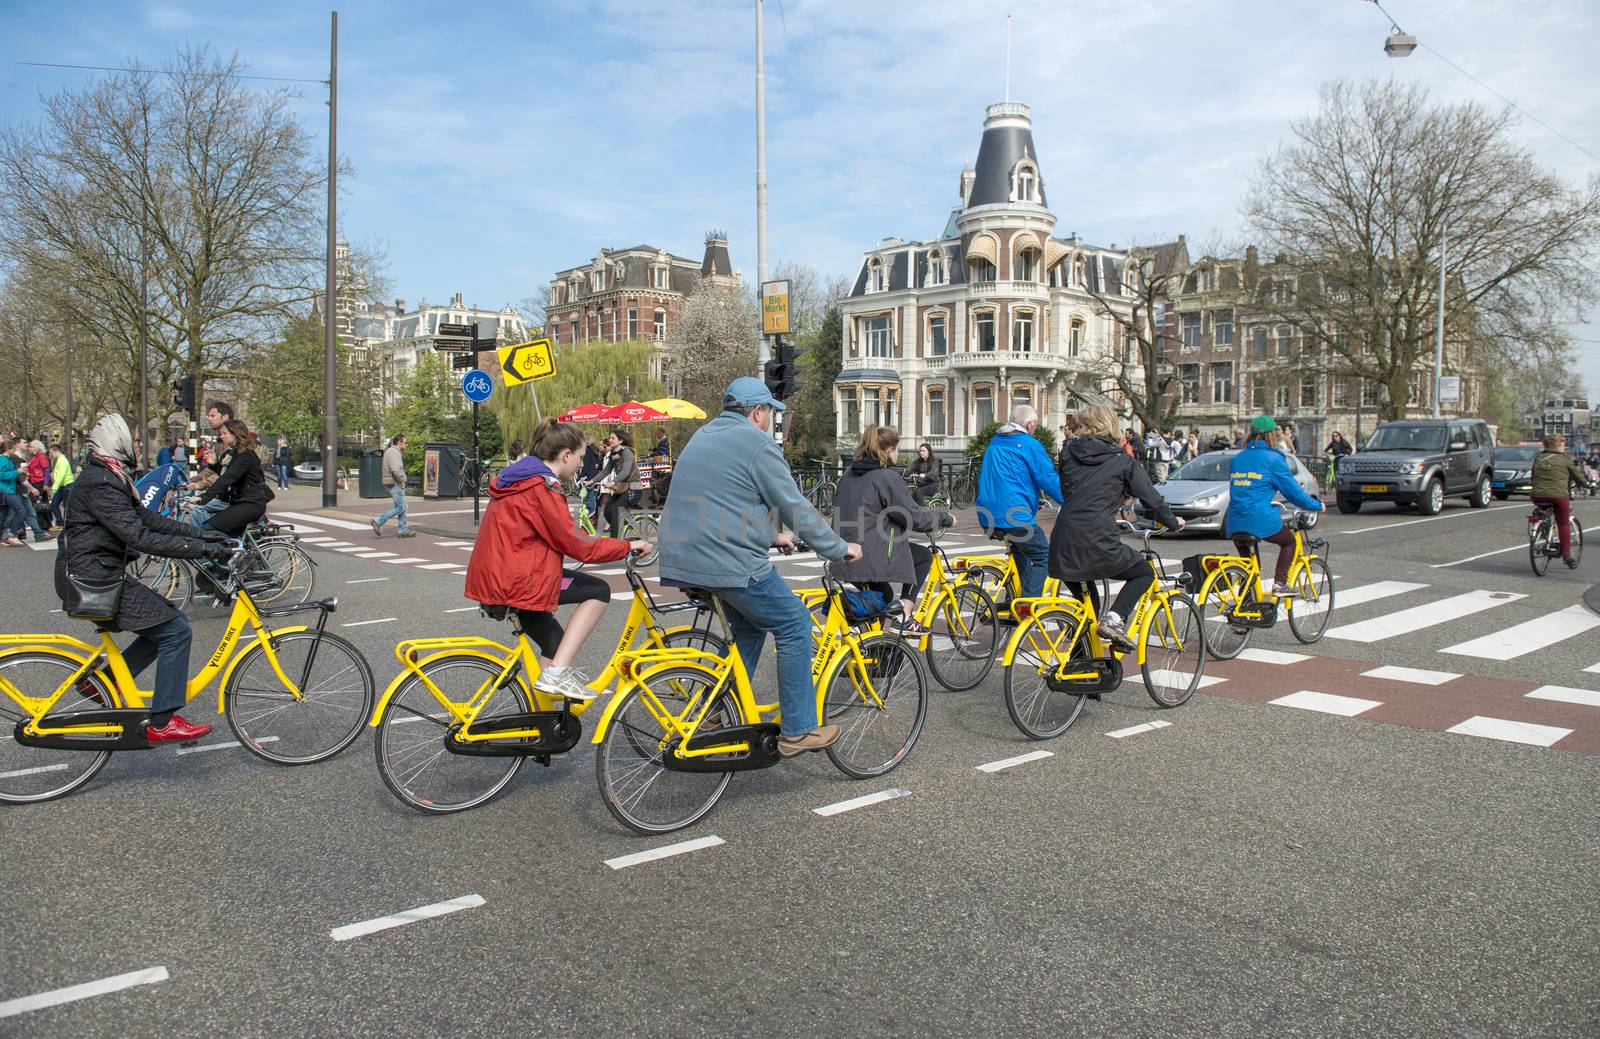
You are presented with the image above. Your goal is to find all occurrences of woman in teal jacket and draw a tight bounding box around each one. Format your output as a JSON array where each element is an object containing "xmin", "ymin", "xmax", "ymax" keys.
[{"xmin": 1225, "ymin": 416, "xmax": 1324, "ymax": 594}]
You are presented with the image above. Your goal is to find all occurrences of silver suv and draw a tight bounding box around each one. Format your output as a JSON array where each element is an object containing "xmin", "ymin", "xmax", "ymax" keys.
[{"xmin": 1334, "ymin": 419, "xmax": 1495, "ymax": 516}]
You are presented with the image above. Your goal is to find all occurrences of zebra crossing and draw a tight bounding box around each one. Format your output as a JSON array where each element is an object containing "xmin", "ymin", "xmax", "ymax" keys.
[{"xmin": 262, "ymin": 511, "xmax": 471, "ymax": 577}]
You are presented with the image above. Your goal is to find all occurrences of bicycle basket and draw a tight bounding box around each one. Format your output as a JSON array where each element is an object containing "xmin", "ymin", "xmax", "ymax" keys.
[{"xmin": 840, "ymin": 588, "xmax": 890, "ymax": 623}]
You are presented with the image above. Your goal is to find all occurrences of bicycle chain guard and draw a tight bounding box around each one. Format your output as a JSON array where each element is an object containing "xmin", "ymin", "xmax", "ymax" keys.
[
  {"xmin": 660, "ymin": 722, "xmax": 782, "ymax": 773},
  {"xmin": 1045, "ymin": 656, "xmax": 1122, "ymax": 694},
  {"xmin": 441, "ymin": 711, "xmax": 583, "ymax": 758},
  {"xmin": 14, "ymin": 709, "xmax": 157, "ymax": 751},
  {"xmin": 1226, "ymin": 599, "xmax": 1280, "ymax": 629}
]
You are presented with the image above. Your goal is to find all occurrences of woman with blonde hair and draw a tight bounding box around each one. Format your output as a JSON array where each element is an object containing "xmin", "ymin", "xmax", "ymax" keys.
[{"xmin": 832, "ymin": 425, "xmax": 953, "ymax": 630}]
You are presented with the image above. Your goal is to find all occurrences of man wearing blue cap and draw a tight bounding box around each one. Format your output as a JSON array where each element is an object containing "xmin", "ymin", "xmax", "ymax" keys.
[{"xmin": 658, "ymin": 377, "xmax": 862, "ymax": 757}]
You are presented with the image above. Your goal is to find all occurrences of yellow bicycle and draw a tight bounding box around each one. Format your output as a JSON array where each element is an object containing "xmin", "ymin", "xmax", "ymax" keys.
[
  {"xmin": 592, "ymin": 562, "xmax": 929, "ymax": 834},
  {"xmin": 0, "ymin": 549, "xmax": 375, "ymax": 803},
  {"xmin": 1000, "ymin": 522, "xmax": 1206, "ymax": 739},
  {"xmin": 1194, "ymin": 507, "xmax": 1333, "ymax": 660},
  {"xmin": 368, "ymin": 556, "xmax": 722, "ymax": 813}
]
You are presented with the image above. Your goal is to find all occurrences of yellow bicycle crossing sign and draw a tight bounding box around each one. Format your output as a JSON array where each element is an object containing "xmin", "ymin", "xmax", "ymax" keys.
[{"xmin": 497, "ymin": 338, "xmax": 556, "ymax": 386}]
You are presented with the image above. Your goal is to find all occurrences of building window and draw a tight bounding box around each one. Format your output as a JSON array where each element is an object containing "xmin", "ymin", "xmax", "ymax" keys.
[
  {"xmin": 1181, "ymin": 314, "xmax": 1201, "ymax": 350},
  {"xmin": 1408, "ymin": 371, "xmax": 1422, "ymax": 406},
  {"xmin": 652, "ymin": 267, "xmax": 668, "ymax": 290},
  {"xmin": 1300, "ymin": 375, "xmax": 1316, "ymax": 409},
  {"xmin": 1123, "ymin": 329, "xmax": 1136, "ymax": 364},
  {"xmin": 1201, "ymin": 267, "xmax": 1216, "ymax": 291},
  {"xmin": 862, "ymin": 386, "xmax": 898, "ymax": 428},
  {"xmin": 973, "ymin": 310, "xmax": 997, "ymax": 352},
  {"xmin": 1011, "ymin": 383, "xmax": 1033, "ymax": 411},
  {"xmin": 1179, "ymin": 364, "xmax": 1201, "ymax": 404},
  {"xmin": 1275, "ymin": 385, "xmax": 1291, "ymax": 411},
  {"xmin": 1015, "ymin": 249, "xmax": 1038, "ymax": 283},
  {"xmin": 592, "ymin": 271, "xmax": 606, "ymax": 293},
  {"xmin": 570, "ymin": 317, "xmax": 579, "ymax": 343},
  {"xmin": 974, "ymin": 385, "xmax": 994, "ymax": 428},
  {"xmin": 1332, "ymin": 377, "xmax": 1351, "ymax": 408},
  {"xmin": 868, "ymin": 258, "xmax": 886, "ymax": 292},
  {"xmin": 1251, "ymin": 379, "xmax": 1267, "ymax": 412},
  {"xmin": 864, "ymin": 315, "xmax": 892, "ymax": 357},
  {"xmin": 970, "ymin": 258, "xmax": 996, "ymax": 283},
  {"xmin": 1071, "ymin": 255, "xmax": 1086, "ymax": 286},
  {"xmin": 1250, "ymin": 325, "xmax": 1269, "ymax": 359},
  {"xmin": 1012, "ymin": 309, "xmax": 1035, "ymax": 353},
  {"xmin": 652, "ymin": 308, "xmax": 666, "ymax": 341},
  {"xmin": 1211, "ymin": 362, "xmax": 1234, "ymax": 404},
  {"xmin": 1014, "ymin": 163, "xmax": 1039, "ymax": 202},
  {"xmin": 1276, "ymin": 324, "xmax": 1294, "ymax": 356},
  {"xmin": 928, "ymin": 387, "xmax": 947, "ymax": 435},
  {"xmin": 928, "ymin": 314, "xmax": 947, "ymax": 357},
  {"xmin": 1360, "ymin": 380, "xmax": 1381, "ymax": 407},
  {"xmin": 627, "ymin": 308, "xmax": 638, "ymax": 339},
  {"xmin": 928, "ymin": 252, "xmax": 945, "ymax": 286},
  {"xmin": 840, "ymin": 388, "xmax": 859, "ymax": 435},
  {"xmin": 1214, "ymin": 311, "xmax": 1233, "ymax": 347},
  {"xmin": 1068, "ymin": 319, "xmax": 1084, "ymax": 357}
]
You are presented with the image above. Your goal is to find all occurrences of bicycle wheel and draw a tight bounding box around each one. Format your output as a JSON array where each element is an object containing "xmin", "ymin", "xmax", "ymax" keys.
[
  {"xmin": 924, "ymin": 584, "xmax": 1000, "ymax": 691},
  {"xmin": 129, "ymin": 555, "xmax": 193, "ymax": 612},
  {"xmin": 1530, "ymin": 521, "xmax": 1551, "ymax": 577},
  {"xmin": 1139, "ymin": 593, "xmax": 1206, "ymax": 708},
  {"xmin": 596, "ymin": 672, "xmax": 738, "ymax": 835},
  {"xmin": 249, "ymin": 543, "xmax": 317, "ymax": 606},
  {"xmin": 814, "ymin": 482, "xmax": 835, "ymax": 517},
  {"xmin": 225, "ymin": 630, "xmax": 374, "ymax": 764},
  {"xmin": 962, "ymin": 560, "xmax": 1013, "ymax": 612},
  {"xmin": 823, "ymin": 634, "xmax": 928, "ymax": 778},
  {"xmin": 1571, "ymin": 517, "xmax": 1584, "ymax": 564},
  {"xmin": 1002, "ymin": 612, "xmax": 1090, "ymax": 740},
  {"xmin": 0, "ymin": 653, "xmax": 114, "ymax": 803},
  {"xmin": 374, "ymin": 657, "xmax": 533, "ymax": 813},
  {"xmin": 1287, "ymin": 558, "xmax": 1335, "ymax": 644},
  {"xmin": 625, "ymin": 513, "xmax": 660, "ymax": 567},
  {"xmin": 952, "ymin": 474, "xmax": 976, "ymax": 509},
  {"xmin": 1200, "ymin": 566, "xmax": 1254, "ymax": 660}
]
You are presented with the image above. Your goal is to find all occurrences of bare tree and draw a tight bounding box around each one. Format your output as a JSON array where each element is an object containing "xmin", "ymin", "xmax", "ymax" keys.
[
  {"xmin": 1080, "ymin": 248, "xmax": 1185, "ymax": 432},
  {"xmin": 1245, "ymin": 79, "xmax": 1600, "ymax": 421},
  {"xmin": 665, "ymin": 277, "xmax": 760, "ymax": 413}
]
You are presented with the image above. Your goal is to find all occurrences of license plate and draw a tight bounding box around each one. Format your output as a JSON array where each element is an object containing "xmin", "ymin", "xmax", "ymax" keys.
[
  {"xmin": 1492, "ymin": 481, "xmax": 1505, "ymax": 489},
  {"xmin": 1361, "ymin": 484, "xmax": 1388, "ymax": 494}
]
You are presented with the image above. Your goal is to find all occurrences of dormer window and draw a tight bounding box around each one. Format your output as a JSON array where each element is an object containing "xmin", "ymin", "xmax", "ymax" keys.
[
  {"xmin": 1071, "ymin": 255, "xmax": 1086, "ymax": 287},
  {"xmin": 868, "ymin": 257, "xmax": 886, "ymax": 293},
  {"xmin": 592, "ymin": 270, "xmax": 606, "ymax": 293},
  {"xmin": 1012, "ymin": 161, "xmax": 1040, "ymax": 203},
  {"xmin": 652, "ymin": 266, "xmax": 668, "ymax": 290},
  {"xmin": 927, "ymin": 251, "xmax": 946, "ymax": 286}
]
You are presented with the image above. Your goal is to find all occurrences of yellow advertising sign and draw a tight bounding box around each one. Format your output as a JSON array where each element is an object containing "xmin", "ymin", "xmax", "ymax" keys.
[
  {"xmin": 497, "ymin": 338, "xmax": 556, "ymax": 386},
  {"xmin": 761, "ymin": 279, "xmax": 791, "ymax": 335}
]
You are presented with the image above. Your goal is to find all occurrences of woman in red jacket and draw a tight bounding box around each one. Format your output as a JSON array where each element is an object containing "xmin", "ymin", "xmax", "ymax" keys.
[{"xmin": 464, "ymin": 419, "xmax": 648, "ymax": 702}]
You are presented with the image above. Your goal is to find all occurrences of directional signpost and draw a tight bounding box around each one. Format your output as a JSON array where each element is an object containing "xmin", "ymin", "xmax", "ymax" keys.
[
  {"xmin": 460, "ymin": 368, "xmax": 495, "ymax": 524},
  {"xmin": 497, "ymin": 338, "xmax": 556, "ymax": 386}
]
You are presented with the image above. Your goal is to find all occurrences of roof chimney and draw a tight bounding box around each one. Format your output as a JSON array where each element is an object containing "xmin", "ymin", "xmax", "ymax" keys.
[{"xmin": 395, "ymin": 298, "xmax": 405, "ymax": 315}]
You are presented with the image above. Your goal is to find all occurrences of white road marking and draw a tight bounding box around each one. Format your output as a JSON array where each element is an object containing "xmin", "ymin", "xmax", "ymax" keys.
[
  {"xmin": 1294, "ymin": 580, "xmax": 1428, "ymax": 617},
  {"xmin": 593, "ymin": 568, "xmax": 627, "ymax": 575},
  {"xmin": 300, "ymin": 536, "xmax": 338, "ymax": 544},
  {"xmin": 0, "ymin": 966, "xmax": 170, "ymax": 1020},
  {"xmin": 452, "ymin": 570, "xmax": 468, "ymax": 576},
  {"xmin": 26, "ymin": 540, "xmax": 58, "ymax": 551},
  {"xmin": 610, "ymin": 592, "xmax": 633, "ymax": 602},
  {"xmin": 813, "ymin": 787, "xmax": 911, "ymax": 817},
  {"xmin": 1326, "ymin": 590, "xmax": 1525, "ymax": 643},
  {"xmin": 333, "ymin": 546, "xmax": 369, "ymax": 553},
  {"xmin": 1143, "ymin": 672, "xmax": 1226, "ymax": 690},
  {"xmin": 346, "ymin": 577, "xmax": 389, "ymax": 585},
  {"xmin": 444, "ymin": 606, "xmax": 479, "ymax": 613},
  {"xmin": 1270, "ymin": 690, "xmax": 1383, "ymax": 717},
  {"xmin": 341, "ymin": 618, "xmax": 397, "ymax": 628},
  {"xmin": 975, "ymin": 750, "xmax": 1054, "ymax": 773},
  {"xmin": 329, "ymin": 893, "xmax": 485, "ymax": 941},
  {"xmin": 320, "ymin": 541, "xmax": 354, "ymax": 549},
  {"xmin": 433, "ymin": 540, "xmax": 472, "ymax": 547},
  {"xmin": 1328, "ymin": 503, "xmax": 1519, "ymax": 535},
  {"xmin": 1525, "ymin": 685, "xmax": 1600, "ymax": 708},
  {"xmin": 453, "ymin": 545, "xmax": 474, "ymax": 551},
  {"xmin": 273, "ymin": 510, "xmax": 372, "ymax": 531},
  {"xmin": 1587, "ymin": 661, "xmax": 1600, "ymax": 674},
  {"xmin": 175, "ymin": 736, "xmax": 279, "ymax": 756},
  {"xmin": 1106, "ymin": 719, "xmax": 1174, "ymax": 739},
  {"xmin": 1431, "ymin": 543, "xmax": 1528, "ymax": 568},
  {"xmin": 797, "ymin": 561, "xmax": 827, "ymax": 568},
  {"xmin": 1441, "ymin": 604, "xmax": 1600, "ymax": 661},
  {"xmin": 416, "ymin": 562, "xmax": 464, "ymax": 570},
  {"xmin": 1446, "ymin": 716, "xmax": 1571, "ymax": 747},
  {"xmin": 0, "ymin": 762, "xmax": 70, "ymax": 780},
  {"xmin": 1361, "ymin": 665, "xmax": 1460, "ymax": 686},
  {"xmin": 382, "ymin": 557, "xmax": 430, "ymax": 565},
  {"xmin": 1235, "ymin": 648, "xmax": 1311, "ymax": 665},
  {"xmin": 604, "ymin": 835, "xmax": 725, "ymax": 870},
  {"xmin": 351, "ymin": 551, "xmax": 391, "ymax": 559}
]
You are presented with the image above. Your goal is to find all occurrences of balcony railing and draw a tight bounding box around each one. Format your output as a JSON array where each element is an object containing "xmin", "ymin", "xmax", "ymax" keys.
[
  {"xmin": 967, "ymin": 280, "xmax": 1048, "ymax": 299},
  {"xmin": 950, "ymin": 349, "xmax": 1059, "ymax": 369}
]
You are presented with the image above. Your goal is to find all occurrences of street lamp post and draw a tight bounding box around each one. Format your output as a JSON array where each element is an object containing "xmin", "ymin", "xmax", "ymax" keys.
[{"xmin": 1432, "ymin": 223, "xmax": 1446, "ymax": 418}]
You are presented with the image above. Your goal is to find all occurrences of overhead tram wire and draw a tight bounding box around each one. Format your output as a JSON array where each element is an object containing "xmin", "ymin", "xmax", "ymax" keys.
[{"xmin": 15, "ymin": 61, "xmax": 328, "ymax": 85}]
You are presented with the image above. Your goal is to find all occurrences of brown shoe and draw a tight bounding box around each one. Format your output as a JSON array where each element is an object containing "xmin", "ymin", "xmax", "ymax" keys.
[{"xmin": 779, "ymin": 724, "xmax": 840, "ymax": 758}]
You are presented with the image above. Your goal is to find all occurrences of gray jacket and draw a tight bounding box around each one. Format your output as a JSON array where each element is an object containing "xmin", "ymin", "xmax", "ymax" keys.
[
  {"xmin": 831, "ymin": 458, "xmax": 947, "ymax": 584},
  {"xmin": 659, "ymin": 411, "xmax": 845, "ymax": 588},
  {"xmin": 381, "ymin": 445, "xmax": 406, "ymax": 488}
]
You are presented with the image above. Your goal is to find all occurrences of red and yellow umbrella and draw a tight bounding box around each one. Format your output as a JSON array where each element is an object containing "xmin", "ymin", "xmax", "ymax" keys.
[{"xmin": 557, "ymin": 402, "xmax": 614, "ymax": 422}]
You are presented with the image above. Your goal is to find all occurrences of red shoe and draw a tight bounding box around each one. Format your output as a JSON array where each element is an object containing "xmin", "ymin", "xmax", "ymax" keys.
[{"xmin": 145, "ymin": 715, "xmax": 212, "ymax": 743}]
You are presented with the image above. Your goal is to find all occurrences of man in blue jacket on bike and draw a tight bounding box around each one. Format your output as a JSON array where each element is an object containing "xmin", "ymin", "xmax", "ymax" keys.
[
  {"xmin": 975, "ymin": 404, "xmax": 1063, "ymax": 598},
  {"xmin": 1226, "ymin": 415, "xmax": 1324, "ymax": 595}
]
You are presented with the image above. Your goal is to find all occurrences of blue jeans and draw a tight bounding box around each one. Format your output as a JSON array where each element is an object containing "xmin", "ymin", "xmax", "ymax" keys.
[
  {"xmin": 704, "ymin": 568, "xmax": 817, "ymax": 737},
  {"xmin": 3, "ymin": 490, "xmax": 44, "ymax": 539},
  {"xmin": 122, "ymin": 612, "xmax": 193, "ymax": 717},
  {"xmin": 187, "ymin": 497, "xmax": 228, "ymax": 532},
  {"xmin": 984, "ymin": 522, "xmax": 1049, "ymax": 598},
  {"xmin": 376, "ymin": 485, "xmax": 408, "ymax": 533},
  {"xmin": 274, "ymin": 462, "xmax": 290, "ymax": 489}
]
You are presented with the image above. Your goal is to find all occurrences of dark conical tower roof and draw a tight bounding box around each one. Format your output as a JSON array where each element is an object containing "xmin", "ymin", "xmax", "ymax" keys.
[
  {"xmin": 701, "ymin": 231, "xmax": 732, "ymax": 278},
  {"xmin": 966, "ymin": 102, "xmax": 1044, "ymax": 209}
]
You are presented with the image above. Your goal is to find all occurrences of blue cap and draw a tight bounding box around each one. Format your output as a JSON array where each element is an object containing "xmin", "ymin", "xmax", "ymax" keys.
[{"xmin": 723, "ymin": 376, "xmax": 786, "ymax": 412}]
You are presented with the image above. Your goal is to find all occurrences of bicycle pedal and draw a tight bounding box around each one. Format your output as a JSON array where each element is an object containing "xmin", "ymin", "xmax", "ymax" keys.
[{"xmin": 180, "ymin": 739, "xmax": 201, "ymax": 748}]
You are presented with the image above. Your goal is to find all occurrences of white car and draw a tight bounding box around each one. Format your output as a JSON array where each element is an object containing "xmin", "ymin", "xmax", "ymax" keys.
[{"xmin": 1136, "ymin": 450, "xmax": 1323, "ymax": 533}]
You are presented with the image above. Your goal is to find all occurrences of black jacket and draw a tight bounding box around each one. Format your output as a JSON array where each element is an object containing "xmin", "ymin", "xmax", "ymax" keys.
[
  {"xmin": 1048, "ymin": 435, "xmax": 1179, "ymax": 581},
  {"xmin": 198, "ymin": 447, "xmax": 273, "ymax": 508},
  {"xmin": 54, "ymin": 455, "xmax": 217, "ymax": 632},
  {"xmin": 909, "ymin": 454, "xmax": 938, "ymax": 482},
  {"xmin": 832, "ymin": 457, "xmax": 948, "ymax": 584}
]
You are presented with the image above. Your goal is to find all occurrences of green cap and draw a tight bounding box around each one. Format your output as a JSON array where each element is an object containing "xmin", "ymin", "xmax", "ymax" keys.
[{"xmin": 1250, "ymin": 415, "xmax": 1278, "ymax": 434}]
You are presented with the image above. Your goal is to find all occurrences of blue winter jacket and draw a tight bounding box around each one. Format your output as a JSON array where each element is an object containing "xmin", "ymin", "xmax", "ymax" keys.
[
  {"xmin": 975, "ymin": 425, "xmax": 1064, "ymax": 529},
  {"xmin": 1225, "ymin": 440, "xmax": 1323, "ymax": 539}
]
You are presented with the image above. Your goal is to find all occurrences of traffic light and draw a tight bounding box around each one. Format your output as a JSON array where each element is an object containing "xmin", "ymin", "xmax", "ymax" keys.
[
  {"xmin": 173, "ymin": 374, "xmax": 196, "ymax": 413},
  {"xmin": 763, "ymin": 337, "xmax": 801, "ymax": 401}
]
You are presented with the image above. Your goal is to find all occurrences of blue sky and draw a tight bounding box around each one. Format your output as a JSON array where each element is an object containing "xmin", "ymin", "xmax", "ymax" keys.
[{"xmin": 4, "ymin": 0, "xmax": 1598, "ymax": 392}]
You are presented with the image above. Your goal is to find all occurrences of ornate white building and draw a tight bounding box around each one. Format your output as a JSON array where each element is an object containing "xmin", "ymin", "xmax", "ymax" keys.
[{"xmin": 838, "ymin": 101, "xmax": 1181, "ymax": 452}]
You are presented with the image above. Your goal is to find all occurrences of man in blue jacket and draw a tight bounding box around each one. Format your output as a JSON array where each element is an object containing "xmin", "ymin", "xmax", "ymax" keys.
[
  {"xmin": 658, "ymin": 377, "xmax": 862, "ymax": 758},
  {"xmin": 1226, "ymin": 415, "xmax": 1324, "ymax": 595},
  {"xmin": 975, "ymin": 405, "xmax": 1063, "ymax": 598}
]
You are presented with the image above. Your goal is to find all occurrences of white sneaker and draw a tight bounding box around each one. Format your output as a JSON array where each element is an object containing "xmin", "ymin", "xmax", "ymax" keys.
[{"xmin": 535, "ymin": 667, "xmax": 596, "ymax": 702}]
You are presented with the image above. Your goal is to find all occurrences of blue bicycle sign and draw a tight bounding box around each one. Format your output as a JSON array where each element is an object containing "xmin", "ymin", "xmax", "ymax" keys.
[{"xmin": 461, "ymin": 368, "xmax": 493, "ymax": 403}]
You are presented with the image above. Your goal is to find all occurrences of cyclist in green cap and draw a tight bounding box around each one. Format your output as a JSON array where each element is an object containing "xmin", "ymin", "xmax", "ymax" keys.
[{"xmin": 1225, "ymin": 416, "xmax": 1324, "ymax": 595}]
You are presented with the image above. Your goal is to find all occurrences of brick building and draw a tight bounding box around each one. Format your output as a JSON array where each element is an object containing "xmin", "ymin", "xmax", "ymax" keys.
[{"xmin": 544, "ymin": 233, "xmax": 739, "ymax": 350}]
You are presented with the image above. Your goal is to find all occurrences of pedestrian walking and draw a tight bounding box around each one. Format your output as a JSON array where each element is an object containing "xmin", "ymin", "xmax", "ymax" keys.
[
  {"xmin": 1, "ymin": 438, "xmax": 52, "ymax": 545},
  {"xmin": 1146, "ymin": 429, "xmax": 1174, "ymax": 482},
  {"xmin": 48, "ymin": 443, "xmax": 75, "ymax": 529},
  {"xmin": 371, "ymin": 434, "xmax": 414, "ymax": 538},
  {"xmin": 273, "ymin": 437, "xmax": 291, "ymax": 489}
]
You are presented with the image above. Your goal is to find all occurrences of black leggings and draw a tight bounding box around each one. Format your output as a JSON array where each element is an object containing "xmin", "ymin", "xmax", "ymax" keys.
[
  {"xmin": 209, "ymin": 500, "xmax": 266, "ymax": 536},
  {"xmin": 1071, "ymin": 560, "xmax": 1153, "ymax": 622},
  {"xmin": 603, "ymin": 490, "xmax": 639, "ymax": 538},
  {"xmin": 860, "ymin": 542, "xmax": 934, "ymax": 604},
  {"xmin": 515, "ymin": 570, "xmax": 610, "ymax": 657}
]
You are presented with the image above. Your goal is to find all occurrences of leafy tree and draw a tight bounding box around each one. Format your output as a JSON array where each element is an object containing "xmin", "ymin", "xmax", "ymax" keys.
[
  {"xmin": 1080, "ymin": 248, "xmax": 1186, "ymax": 433},
  {"xmin": 964, "ymin": 420, "xmax": 1057, "ymax": 474},
  {"xmin": 784, "ymin": 302, "xmax": 844, "ymax": 462},
  {"xmin": 386, "ymin": 352, "xmax": 465, "ymax": 473},
  {"xmin": 494, "ymin": 338, "xmax": 665, "ymax": 448},
  {"xmin": 666, "ymin": 277, "xmax": 759, "ymax": 413},
  {"xmin": 246, "ymin": 312, "xmax": 380, "ymax": 444}
]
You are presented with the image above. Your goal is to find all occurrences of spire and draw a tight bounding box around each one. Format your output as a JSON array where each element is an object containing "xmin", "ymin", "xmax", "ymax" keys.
[{"xmin": 965, "ymin": 102, "xmax": 1045, "ymax": 209}]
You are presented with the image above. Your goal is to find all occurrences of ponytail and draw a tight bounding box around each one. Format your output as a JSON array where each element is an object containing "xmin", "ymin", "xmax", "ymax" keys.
[{"xmin": 528, "ymin": 418, "xmax": 586, "ymax": 461}]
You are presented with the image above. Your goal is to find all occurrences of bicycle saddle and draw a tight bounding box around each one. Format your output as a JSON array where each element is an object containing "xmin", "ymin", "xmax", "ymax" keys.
[
  {"xmin": 1231, "ymin": 533, "xmax": 1261, "ymax": 548},
  {"xmin": 477, "ymin": 603, "xmax": 513, "ymax": 621}
]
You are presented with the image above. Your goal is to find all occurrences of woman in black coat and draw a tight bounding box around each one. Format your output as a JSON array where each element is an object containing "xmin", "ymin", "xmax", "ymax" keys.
[
  {"xmin": 192, "ymin": 419, "xmax": 274, "ymax": 535},
  {"xmin": 832, "ymin": 426, "xmax": 952, "ymax": 629},
  {"xmin": 908, "ymin": 443, "xmax": 940, "ymax": 504},
  {"xmin": 55, "ymin": 414, "xmax": 233, "ymax": 743},
  {"xmin": 1047, "ymin": 406, "xmax": 1184, "ymax": 651}
]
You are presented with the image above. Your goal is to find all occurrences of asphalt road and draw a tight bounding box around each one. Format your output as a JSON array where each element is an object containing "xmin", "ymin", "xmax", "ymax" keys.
[{"xmin": 1, "ymin": 489, "xmax": 1597, "ymax": 1038}]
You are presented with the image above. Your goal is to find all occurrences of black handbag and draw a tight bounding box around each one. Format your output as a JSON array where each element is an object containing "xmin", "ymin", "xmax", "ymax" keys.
[{"xmin": 62, "ymin": 531, "xmax": 127, "ymax": 623}]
